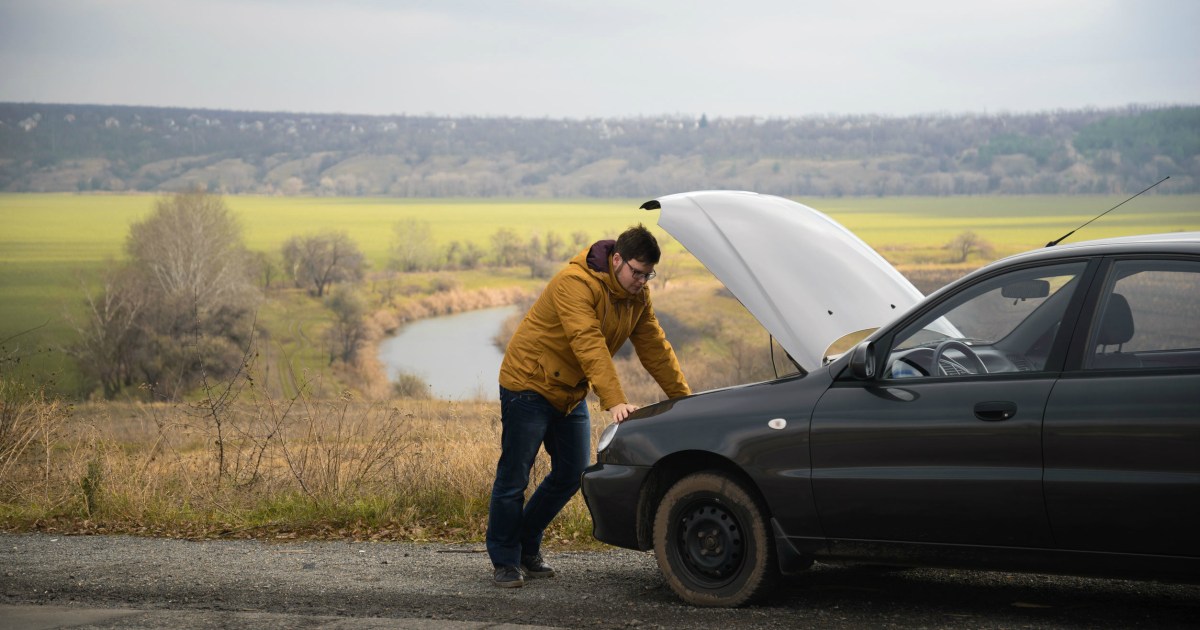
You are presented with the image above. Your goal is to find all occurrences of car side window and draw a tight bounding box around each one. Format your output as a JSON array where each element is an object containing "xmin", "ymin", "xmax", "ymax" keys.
[
  {"xmin": 1086, "ymin": 260, "xmax": 1200, "ymax": 370},
  {"xmin": 884, "ymin": 262, "xmax": 1087, "ymax": 379}
]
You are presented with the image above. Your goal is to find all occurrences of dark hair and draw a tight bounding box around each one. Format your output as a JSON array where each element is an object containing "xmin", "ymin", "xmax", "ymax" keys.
[{"xmin": 615, "ymin": 223, "xmax": 661, "ymax": 264}]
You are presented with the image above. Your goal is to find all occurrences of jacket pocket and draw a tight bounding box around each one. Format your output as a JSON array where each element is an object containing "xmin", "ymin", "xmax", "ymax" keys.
[{"xmin": 537, "ymin": 351, "xmax": 585, "ymax": 388}]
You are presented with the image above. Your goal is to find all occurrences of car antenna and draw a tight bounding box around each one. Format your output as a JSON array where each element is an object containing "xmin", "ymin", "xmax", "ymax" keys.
[{"xmin": 1046, "ymin": 176, "xmax": 1169, "ymax": 247}]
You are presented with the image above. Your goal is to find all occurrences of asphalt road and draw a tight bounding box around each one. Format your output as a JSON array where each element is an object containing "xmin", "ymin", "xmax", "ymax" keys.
[{"xmin": 2, "ymin": 533, "xmax": 1198, "ymax": 629}]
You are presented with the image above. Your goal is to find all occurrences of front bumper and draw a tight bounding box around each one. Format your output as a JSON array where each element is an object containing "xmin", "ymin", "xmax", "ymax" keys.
[{"xmin": 580, "ymin": 462, "xmax": 651, "ymax": 550}]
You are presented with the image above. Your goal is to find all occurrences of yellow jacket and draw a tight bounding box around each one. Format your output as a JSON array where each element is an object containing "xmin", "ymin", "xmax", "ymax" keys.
[{"xmin": 499, "ymin": 241, "xmax": 691, "ymax": 413}]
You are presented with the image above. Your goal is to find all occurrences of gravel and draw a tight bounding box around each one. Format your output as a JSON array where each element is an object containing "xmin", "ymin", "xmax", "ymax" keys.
[{"xmin": 2, "ymin": 533, "xmax": 1198, "ymax": 629}]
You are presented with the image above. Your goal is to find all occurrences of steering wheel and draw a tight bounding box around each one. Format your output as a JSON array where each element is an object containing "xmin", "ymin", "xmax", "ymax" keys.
[{"xmin": 932, "ymin": 340, "xmax": 988, "ymax": 376}]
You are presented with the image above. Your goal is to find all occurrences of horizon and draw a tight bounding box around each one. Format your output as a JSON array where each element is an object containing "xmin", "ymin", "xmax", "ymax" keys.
[{"xmin": 3, "ymin": 100, "xmax": 1194, "ymax": 122}]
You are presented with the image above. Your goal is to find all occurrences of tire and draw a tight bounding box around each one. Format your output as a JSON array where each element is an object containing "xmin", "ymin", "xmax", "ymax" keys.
[{"xmin": 652, "ymin": 471, "xmax": 777, "ymax": 607}]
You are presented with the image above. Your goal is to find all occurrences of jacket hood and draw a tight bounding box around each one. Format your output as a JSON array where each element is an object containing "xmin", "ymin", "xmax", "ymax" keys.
[
  {"xmin": 585, "ymin": 239, "xmax": 616, "ymax": 274},
  {"xmin": 642, "ymin": 190, "xmax": 924, "ymax": 372},
  {"xmin": 572, "ymin": 240, "xmax": 642, "ymax": 300}
]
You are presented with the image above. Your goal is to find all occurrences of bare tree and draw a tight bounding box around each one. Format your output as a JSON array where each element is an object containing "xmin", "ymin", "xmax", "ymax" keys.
[
  {"xmin": 67, "ymin": 264, "xmax": 145, "ymax": 398},
  {"xmin": 127, "ymin": 189, "xmax": 255, "ymax": 312},
  {"xmin": 324, "ymin": 285, "xmax": 367, "ymax": 364},
  {"xmin": 390, "ymin": 218, "xmax": 437, "ymax": 272},
  {"xmin": 945, "ymin": 230, "xmax": 995, "ymax": 263},
  {"xmin": 282, "ymin": 231, "xmax": 367, "ymax": 297},
  {"xmin": 72, "ymin": 190, "xmax": 259, "ymax": 399},
  {"xmin": 127, "ymin": 190, "xmax": 258, "ymax": 399},
  {"xmin": 543, "ymin": 230, "xmax": 565, "ymax": 261},
  {"xmin": 375, "ymin": 270, "xmax": 401, "ymax": 307},
  {"xmin": 571, "ymin": 230, "xmax": 590, "ymax": 252},
  {"xmin": 525, "ymin": 230, "xmax": 569, "ymax": 279},
  {"xmin": 442, "ymin": 240, "xmax": 463, "ymax": 270},
  {"xmin": 250, "ymin": 250, "xmax": 281, "ymax": 291},
  {"xmin": 653, "ymin": 260, "xmax": 679, "ymax": 290},
  {"xmin": 489, "ymin": 228, "xmax": 523, "ymax": 267},
  {"xmin": 460, "ymin": 241, "xmax": 486, "ymax": 269}
]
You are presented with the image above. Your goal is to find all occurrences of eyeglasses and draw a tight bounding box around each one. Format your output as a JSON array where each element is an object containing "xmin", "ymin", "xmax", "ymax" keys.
[{"xmin": 621, "ymin": 260, "xmax": 656, "ymax": 282}]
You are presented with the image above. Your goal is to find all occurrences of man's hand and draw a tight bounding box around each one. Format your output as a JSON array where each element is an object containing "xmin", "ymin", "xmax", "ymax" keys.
[{"xmin": 608, "ymin": 403, "xmax": 640, "ymax": 423}]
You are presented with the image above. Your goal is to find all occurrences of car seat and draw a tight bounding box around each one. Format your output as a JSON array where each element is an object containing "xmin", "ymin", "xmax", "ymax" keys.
[{"xmin": 1091, "ymin": 293, "xmax": 1141, "ymax": 369}]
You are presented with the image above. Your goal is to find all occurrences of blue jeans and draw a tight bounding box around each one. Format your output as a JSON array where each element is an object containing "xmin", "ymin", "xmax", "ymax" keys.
[{"xmin": 486, "ymin": 386, "xmax": 591, "ymax": 568}]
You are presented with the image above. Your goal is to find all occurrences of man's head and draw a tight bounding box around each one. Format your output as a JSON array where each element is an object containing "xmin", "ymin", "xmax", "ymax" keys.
[
  {"xmin": 615, "ymin": 223, "xmax": 661, "ymax": 265},
  {"xmin": 612, "ymin": 224, "xmax": 660, "ymax": 294}
]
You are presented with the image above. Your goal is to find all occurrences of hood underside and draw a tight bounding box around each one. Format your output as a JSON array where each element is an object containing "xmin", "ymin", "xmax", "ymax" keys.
[{"xmin": 644, "ymin": 191, "xmax": 924, "ymax": 372}]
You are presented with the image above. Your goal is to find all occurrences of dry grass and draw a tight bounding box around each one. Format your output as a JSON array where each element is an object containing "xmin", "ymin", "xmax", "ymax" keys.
[
  {"xmin": 0, "ymin": 379, "xmax": 73, "ymax": 497},
  {"xmin": 0, "ymin": 372, "xmax": 605, "ymax": 548}
]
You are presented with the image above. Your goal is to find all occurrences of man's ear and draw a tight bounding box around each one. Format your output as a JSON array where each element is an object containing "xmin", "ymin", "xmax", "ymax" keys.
[{"xmin": 611, "ymin": 251, "xmax": 622, "ymax": 266}]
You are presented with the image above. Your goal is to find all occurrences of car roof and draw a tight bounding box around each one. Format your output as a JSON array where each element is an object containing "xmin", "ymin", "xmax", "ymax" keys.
[{"xmin": 985, "ymin": 232, "xmax": 1200, "ymax": 269}]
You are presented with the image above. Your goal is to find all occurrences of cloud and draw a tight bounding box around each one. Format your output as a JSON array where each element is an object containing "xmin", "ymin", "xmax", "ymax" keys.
[{"xmin": 0, "ymin": 0, "xmax": 1196, "ymax": 117}]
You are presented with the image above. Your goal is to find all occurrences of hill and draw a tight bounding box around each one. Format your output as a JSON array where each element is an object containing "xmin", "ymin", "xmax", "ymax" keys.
[{"xmin": 1, "ymin": 103, "xmax": 1197, "ymax": 197}]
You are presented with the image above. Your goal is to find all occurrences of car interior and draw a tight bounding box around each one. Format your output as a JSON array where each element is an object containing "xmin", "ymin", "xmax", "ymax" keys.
[{"xmin": 884, "ymin": 271, "xmax": 1080, "ymax": 378}]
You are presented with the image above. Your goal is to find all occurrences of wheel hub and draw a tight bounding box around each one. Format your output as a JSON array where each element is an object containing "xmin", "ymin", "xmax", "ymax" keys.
[{"xmin": 678, "ymin": 501, "xmax": 744, "ymax": 582}]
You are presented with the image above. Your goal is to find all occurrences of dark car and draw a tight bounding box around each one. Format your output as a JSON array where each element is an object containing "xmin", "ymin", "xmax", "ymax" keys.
[{"xmin": 580, "ymin": 191, "xmax": 1200, "ymax": 607}]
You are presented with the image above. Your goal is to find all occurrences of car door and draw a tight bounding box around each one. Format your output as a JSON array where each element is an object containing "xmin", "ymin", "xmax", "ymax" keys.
[
  {"xmin": 811, "ymin": 261, "xmax": 1092, "ymax": 547},
  {"xmin": 1043, "ymin": 256, "xmax": 1200, "ymax": 557}
]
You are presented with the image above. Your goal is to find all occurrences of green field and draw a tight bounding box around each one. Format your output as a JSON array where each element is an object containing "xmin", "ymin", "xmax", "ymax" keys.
[
  {"xmin": 2, "ymin": 192, "xmax": 1198, "ymax": 394},
  {"xmin": 818, "ymin": 195, "xmax": 1200, "ymax": 248},
  {"xmin": 4, "ymin": 193, "xmax": 1196, "ymax": 265}
]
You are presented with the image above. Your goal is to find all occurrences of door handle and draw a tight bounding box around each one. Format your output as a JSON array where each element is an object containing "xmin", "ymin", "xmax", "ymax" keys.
[{"xmin": 974, "ymin": 401, "xmax": 1017, "ymax": 421}]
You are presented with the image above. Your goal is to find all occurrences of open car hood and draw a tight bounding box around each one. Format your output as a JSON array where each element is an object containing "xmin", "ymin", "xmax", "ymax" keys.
[{"xmin": 643, "ymin": 191, "xmax": 924, "ymax": 372}]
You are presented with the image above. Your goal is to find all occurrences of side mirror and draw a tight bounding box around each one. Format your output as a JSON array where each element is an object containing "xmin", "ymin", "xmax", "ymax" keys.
[
  {"xmin": 848, "ymin": 341, "xmax": 876, "ymax": 380},
  {"xmin": 1001, "ymin": 279, "xmax": 1050, "ymax": 300}
]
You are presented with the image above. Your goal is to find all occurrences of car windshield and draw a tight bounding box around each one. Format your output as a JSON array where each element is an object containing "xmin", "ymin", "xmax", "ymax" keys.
[
  {"xmin": 895, "ymin": 268, "xmax": 1080, "ymax": 352},
  {"xmin": 883, "ymin": 263, "xmax": 1087, "ymax": 379}
]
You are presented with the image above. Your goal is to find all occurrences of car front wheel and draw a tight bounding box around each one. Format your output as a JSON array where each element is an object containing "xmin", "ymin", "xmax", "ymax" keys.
[{"xmin": 652, "ymin": 471, "xmax": 777, "ymax": 607}]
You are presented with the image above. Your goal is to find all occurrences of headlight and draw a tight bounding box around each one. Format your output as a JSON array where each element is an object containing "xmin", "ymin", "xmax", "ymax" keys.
[{"xmin": 596, "ymin": 422, "xmax": 619, "ymax": 453}]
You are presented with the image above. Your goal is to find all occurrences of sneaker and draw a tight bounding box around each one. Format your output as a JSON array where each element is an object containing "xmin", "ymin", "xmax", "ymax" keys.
[
  {"xmin": 493, "ymin": 565, "xmax": 524, "ymax": 588},
  {"xmin": 520, "ymin": 553, "xmax": 555, "ymax": 578}
]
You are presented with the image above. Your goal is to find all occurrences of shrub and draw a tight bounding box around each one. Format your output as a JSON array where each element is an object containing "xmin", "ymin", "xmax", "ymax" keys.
[{"xmin": 392, "ymin": 372, "xmax": 432, "ymax": 399}]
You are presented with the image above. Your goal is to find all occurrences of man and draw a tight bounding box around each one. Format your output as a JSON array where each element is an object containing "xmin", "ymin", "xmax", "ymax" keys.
[{"xmin": 487, "ymin": 224, "xmax": 691, "ymax": 588}]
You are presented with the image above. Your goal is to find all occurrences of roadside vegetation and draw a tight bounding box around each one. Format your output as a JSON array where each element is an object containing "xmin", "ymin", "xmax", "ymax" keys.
[
  {"xmin": 0, "ymin": 363, "xmax": 599, "ymax": 545},
  {"xmin": 1, "ymin": 190, "xmax": 1197, "ymax": 543}
]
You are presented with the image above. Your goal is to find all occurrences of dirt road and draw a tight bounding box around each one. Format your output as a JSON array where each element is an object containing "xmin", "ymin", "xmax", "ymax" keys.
[{"xmin": 2, "ymin": 533, "xmax": 1197, "ymax": 629}]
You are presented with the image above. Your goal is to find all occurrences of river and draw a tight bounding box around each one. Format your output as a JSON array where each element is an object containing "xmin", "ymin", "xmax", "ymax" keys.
[{"xmin": 377, "ymin": 304, "xmax": 521, "ymax": 400}]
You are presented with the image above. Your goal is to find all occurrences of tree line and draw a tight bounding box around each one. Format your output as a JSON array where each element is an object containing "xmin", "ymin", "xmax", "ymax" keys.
[{"xmin": 3, "ymin": 103, "xmax": 1196, "ymax": 197}]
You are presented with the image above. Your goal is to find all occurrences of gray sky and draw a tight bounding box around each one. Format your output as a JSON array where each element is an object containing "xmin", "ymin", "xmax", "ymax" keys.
[{"xmin": 1, "ymin": 0, "xmax": 1197, "ymax": 119}]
